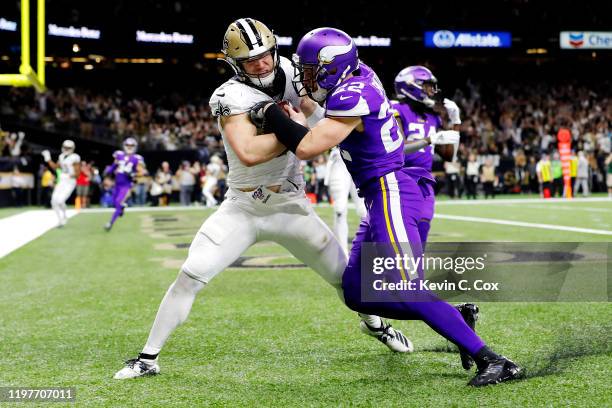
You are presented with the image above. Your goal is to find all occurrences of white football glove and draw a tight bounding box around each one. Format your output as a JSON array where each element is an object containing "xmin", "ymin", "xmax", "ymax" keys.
[
  {"xmin": 430, "ymin": 130, "xmax": 460, "ymax": 145},
  {"xmin": 41, "ymin": 150, "xmax": 51, "ymax": 162},
  {"xmin": 443, "ymin": 98, "xmax": 461, "ymax": 125}
]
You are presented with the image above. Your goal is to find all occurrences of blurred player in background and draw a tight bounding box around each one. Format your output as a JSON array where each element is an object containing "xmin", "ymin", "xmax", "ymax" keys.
[
  {"xmin": 606, "ymin": 153, "xmax": 612, "ymax": 199},
  {"xmin": 114, "ymin": 18, "xmax": 409, "ymax": 380},
  {"xmin": 324, "ymin": 146, "xmax": 366, "ymax": 255},
  {"xmin": 202, "ymin": 155, "xmax": 224, "ymax": 207},
  {"xmin": 42, "ymin": 140, "xmax": 80, "ymax": 228},
  {"xmin": 104, "ymin": 137, "xmax": 144, "ymax": 231},
  {"xmin": 392, "ymin": 66, "xmax": 478, "ymax": 371},
  {"xmin": 256, "ymin": 27, "xmax": 521, "ymax": 386},
  {"xmin": 392, "ymin": 66, "xmax": 460, "ymax": 247}
]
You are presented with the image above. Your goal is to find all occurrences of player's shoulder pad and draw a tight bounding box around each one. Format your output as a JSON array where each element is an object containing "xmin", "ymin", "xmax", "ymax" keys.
[
  {"xmin": 113, "ymin": 150, "xmax": 123, "ymax": 159},
  {"xmin": 71, "ymin": 153, "xmax": 81, "ymax": 163},
  {"xmin": 277, "ymin": 56, "xmax": 300, "ymax": 106},
  {"xmin": 135, "ymin": 154, "xmax": 145, "ymax": 163},
  {"xmin": 325, "ymin": 81, "xmax": 371, "ymax": 117},
  {"xmin": 278, "ymin": 56, "xmax": 293, "ymax": 77},
  {"xmin": 210, "ymin": 79, "xmax": 269, "ymax": 117}
]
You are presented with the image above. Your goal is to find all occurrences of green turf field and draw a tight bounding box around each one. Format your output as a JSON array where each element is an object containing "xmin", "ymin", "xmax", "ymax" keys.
[
  {"xmin": 0, "ymin": 207, "xmax": 31, "ymax": 219},
  {"xmin": 0, "ymin": 200, "xmax": 610, "ymax": 407}
]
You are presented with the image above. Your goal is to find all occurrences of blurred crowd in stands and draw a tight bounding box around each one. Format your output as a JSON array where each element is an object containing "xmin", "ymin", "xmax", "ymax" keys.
[
  {"xmin": 1, "ymin": 78, "xmax": 611, "ymax": 206},
  {"xmin": 1, "ymin": 87, "xmax": 222, "ymax": 152}
]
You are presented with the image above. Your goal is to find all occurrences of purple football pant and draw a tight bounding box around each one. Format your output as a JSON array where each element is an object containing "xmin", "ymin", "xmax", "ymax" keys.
[
  {"xmin": 109, "ymin": 183, "xmax": 132, "ymax": 227},
  {"xmin": 342, "ymin": 169, "xmax": 485, "ymax": 356},
  {"xmin": 418, "ymin": 182, "xmax": 435, "ymax": 248}
]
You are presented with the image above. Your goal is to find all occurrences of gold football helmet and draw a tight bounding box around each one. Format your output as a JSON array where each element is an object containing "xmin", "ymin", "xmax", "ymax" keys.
[{"xmin": 221, "ymin": 18, "xmax": 279, "ymax": 89}]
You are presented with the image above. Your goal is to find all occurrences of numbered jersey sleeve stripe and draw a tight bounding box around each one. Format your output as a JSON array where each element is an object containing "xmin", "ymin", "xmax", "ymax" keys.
[{"xmin": 326, "ymin": 96, "xmax": 370, "ymax": 117}]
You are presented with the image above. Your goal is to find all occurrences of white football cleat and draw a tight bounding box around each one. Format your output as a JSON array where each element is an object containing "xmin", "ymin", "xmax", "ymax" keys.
[
  {"xmin": 360, "ymin": 320, "xmax": 414, "ymax": 353},
  {"xmin": 113, "ymin": 358, "xmax": 160, "ymax": 379}
]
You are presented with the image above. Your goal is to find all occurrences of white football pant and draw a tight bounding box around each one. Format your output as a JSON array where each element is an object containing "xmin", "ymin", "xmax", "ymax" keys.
[
  {"xmin": 327, "ymin": 167, "xmax": 366, "ymax": 255},
  {"xmin": 142, "ymin": 186, "xmax": 348, "ymax": 355},
  {"xmin": 51, "ymin": 177, "xmax": 76, "ymax": 225},
  {"xmin": 202, "ymin": 176, "xmax": 218, "ymax": 207}
]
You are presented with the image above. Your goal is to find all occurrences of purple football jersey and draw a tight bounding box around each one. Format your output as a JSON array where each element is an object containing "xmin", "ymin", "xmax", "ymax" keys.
[
  {"xmin": 391, "ymin": 101, "xmax": 442, "ymax": 172},
  {"xmin": 325, "ymin": 63, "xmax": 404, "ymax": 189},
  {"xmin": 111, "ymin": 151, "xmax": 144, "ymax": 185}
]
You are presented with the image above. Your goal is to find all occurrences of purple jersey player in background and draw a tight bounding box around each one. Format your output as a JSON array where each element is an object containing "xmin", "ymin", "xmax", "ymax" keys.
[
  {"xmin": 392, "ymin": 66, "xmax": 477, "ymax": 371},
  {"xmin": 104, "ymin": 137, "xmax": 145, "ymax": 231},
  {"xmin": 392, "ymin": 66, "xmax": 462, "ymax": 247},
  {"xmin": 253, "ymin": 27, "xmax": 521, "ymax": 387}
]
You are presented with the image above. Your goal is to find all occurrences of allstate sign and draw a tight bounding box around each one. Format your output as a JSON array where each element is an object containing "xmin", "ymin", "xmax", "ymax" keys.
[
  {"xmin": 560, "ymin": 32, "xmax": 612, "ymax": 49},
  {"xmin": 425, "ymin": 30, "xmax": 511, "ymax": 48}
]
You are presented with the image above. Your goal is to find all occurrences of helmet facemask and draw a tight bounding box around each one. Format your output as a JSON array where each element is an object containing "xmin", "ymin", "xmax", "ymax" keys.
[
  {"xmin": 291, "ymin": 55, "xmax": 332, "ymax": 103},
  {"xmin": 236, "ymin": 48, "xmax": 279, "ymax": 89},
  {"xmin": 395, "ymin": 66, "xmax": 440, "ymax": 108},
  {"xmin": 123, "ymin": 138, "xmax": 138, "ymax": 154},
  {"xmin": 61, "ymin": 140, "xmax": 75, "ymax": 154}
]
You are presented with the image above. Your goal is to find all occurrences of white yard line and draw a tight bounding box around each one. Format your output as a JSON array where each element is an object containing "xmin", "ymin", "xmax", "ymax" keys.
[
  {"xmin": 0, "ymin": 210, "xmax": 78, "ymax": 258},
  {"xmin": 436, "ymin": 197, "xmax": 612, "ymax": 206},
  {"xmin": 79, "ymin": 206, "xmax": 208, "ymax": 213},
  {"xmin": 436, "ymin": 214, "xmax": 612, "ymax": 236},
  {"xmin": 517, "ymin": 204, "xmax": 611, "ymax": 213},
  {"xmin": 2, "ymin": 197, "xmax": 609, "ymax": 260}
]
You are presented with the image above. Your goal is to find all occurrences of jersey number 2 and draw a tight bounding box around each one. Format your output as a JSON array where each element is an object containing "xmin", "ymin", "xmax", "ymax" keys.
[{"xmin": 379, "ymin": 100, "xmax": 403, "ymax": 153}]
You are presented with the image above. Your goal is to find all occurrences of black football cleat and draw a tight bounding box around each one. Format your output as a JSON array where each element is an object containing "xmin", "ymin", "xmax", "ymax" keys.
[
  {"xmin": 455, "ymin": 303, "xmax": 479, "ymax": 370},
  {"xmin": 468, "ymin": 357, "xmax": 523, "ymax": 387}
]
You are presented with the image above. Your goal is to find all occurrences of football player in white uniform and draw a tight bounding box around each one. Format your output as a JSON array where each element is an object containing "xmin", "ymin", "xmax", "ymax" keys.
[
  {"xmin": 42, "ymin": 140, "xmax": 80, "ymax": 227},
  {"xmin": 325, "ymin": 147, "xmax": 367, "ymax": 256},
  {"xmin": 114, "ymin": 18, "xmax": 411, "ymax": 380},
  {"xmin": 202, "ymin": 155, "xmax": 224, "ymax": 207}
]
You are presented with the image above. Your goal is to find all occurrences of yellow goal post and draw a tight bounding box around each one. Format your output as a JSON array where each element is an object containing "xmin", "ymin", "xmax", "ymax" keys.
[{"xmin": 0, "ymin": 0, "xmax": 45, "ymax": 92}]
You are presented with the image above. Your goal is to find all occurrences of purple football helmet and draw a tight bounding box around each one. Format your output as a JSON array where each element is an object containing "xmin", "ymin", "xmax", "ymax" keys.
[
  {"xmin": 292, "ymin": 27, "xmax": 359, "ymax": 102},
  {"xmin": 123, "ymin": 137, "xmax": 137, "ymax": 154},
  {"xmin": 394, "ymin": 66, "xmax": 439, "ymax": 107}
]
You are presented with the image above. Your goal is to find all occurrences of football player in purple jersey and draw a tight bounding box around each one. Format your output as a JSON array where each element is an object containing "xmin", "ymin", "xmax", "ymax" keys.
[
  {"xmin": 104, "ymin": 138, "xmax": 145, "ymax": 231},
  {"xmin": 392, "ymin": 65, "xmax": 479, "ymax": 371},
  {"xmin": 251, "ymin": 28, "xmax": 521, "ymax": 386},
  {"xmin": 391, "ymin": 65, "xmax": 462, "ymax": 246}
]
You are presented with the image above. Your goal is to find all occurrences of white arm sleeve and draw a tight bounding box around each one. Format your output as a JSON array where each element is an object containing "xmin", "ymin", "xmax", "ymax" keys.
[{"xmin": 306, "ymin": 104, "xmax": 325, "ymax": 128}]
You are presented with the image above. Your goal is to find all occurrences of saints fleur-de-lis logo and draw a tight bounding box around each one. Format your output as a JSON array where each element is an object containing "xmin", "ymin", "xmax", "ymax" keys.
[{"xmin": 214, "ymin": 102, "xmax": 231, "ymax": 116}]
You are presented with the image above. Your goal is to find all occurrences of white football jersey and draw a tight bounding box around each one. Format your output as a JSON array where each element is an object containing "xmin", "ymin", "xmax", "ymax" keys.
[
  {"xmin": 58, "ymin": 152, "xmax": 80, "ymax": 179},
  {"xmin": 206, "ymin": 162, "xmax": 222, "ymax": 179},
  {"xmin": 325, "ymin": 147, "xmax": 351, "ymax": 186},
  {"xmin": 209, "ymin": 56, "xmax": 303, "ymax": 190}
]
